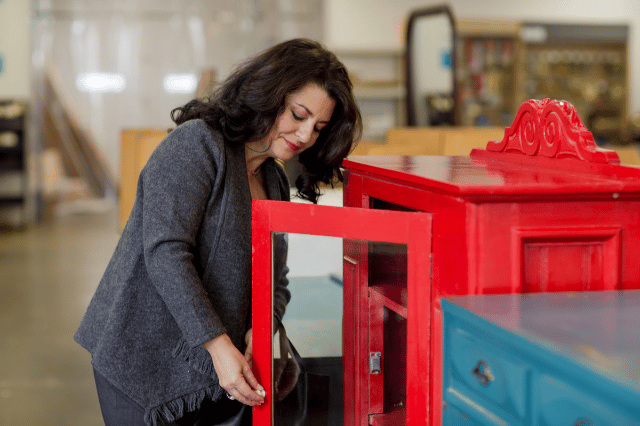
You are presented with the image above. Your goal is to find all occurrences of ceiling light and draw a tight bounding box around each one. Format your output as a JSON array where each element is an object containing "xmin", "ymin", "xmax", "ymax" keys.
[
  {"xmin": 163, "ymin": 73, "xmax": 197, "ymax": 94},
  {"xmin": 76, "ymin": 73, "xmax": 126, "ymax": 93}
]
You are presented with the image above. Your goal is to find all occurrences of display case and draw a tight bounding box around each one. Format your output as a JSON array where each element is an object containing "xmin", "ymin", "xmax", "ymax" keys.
[
  {"xmin": 520, "ymin": 22, "xmax": 630, "ymax": 145},
  {"xmin": 341, "ymin": 99, "xmax": 640, "ymax": 426},
  {"xmin": 441, "ymin": 291, "xmax": 640, "ymax": 425},
  {"xmin": 455, "ymin": 19, "xmax": 524, "ymax": 127},
  {"xmin": 454, "ymin": 19, "xmax": 630, "ymax": 141}
]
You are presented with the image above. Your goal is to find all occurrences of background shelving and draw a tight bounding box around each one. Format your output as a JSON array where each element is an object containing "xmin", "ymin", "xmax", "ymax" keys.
[
  {"xmin": 336, "ymin": 49, "xmax": 405, "ymax": 141},
  {"xmin": 0, "ymin": 100, "xmax": 28, "ymax": 227}
]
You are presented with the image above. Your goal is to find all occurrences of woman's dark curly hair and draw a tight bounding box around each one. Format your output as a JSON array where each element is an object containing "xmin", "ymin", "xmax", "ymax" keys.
[{"xmin": 170, "ymin": 38, "xmax": 362, "ymax": 204}]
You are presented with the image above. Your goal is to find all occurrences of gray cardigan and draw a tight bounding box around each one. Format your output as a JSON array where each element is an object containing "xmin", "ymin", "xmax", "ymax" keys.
[{"xmin": 74, "ymin": 119, "xmax": 291, "ymax": 425}]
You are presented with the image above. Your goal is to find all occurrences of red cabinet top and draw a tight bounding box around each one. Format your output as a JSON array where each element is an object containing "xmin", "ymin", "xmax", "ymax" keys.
[{"xmin": 343, "ymin": 99, "xmax": 640, "ymax": 199}]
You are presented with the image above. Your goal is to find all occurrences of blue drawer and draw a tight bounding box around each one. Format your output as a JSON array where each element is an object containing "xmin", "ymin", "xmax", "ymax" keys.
[
  {"xmin": 447, "ymin": 327, "xmax": 529, "ymax": 423},
  {"xmin": 442, "ymin": 292, "xmax": 640, "ymax": 426}
]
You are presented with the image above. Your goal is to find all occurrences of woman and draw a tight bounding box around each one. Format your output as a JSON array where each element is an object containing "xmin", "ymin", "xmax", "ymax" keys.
[{"xmin": 74, "ymin": 38, "xmax": 362, "ymax": 426}]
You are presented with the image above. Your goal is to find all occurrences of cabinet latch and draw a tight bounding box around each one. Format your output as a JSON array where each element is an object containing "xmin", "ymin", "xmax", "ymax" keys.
[{"xmin": 370, "ymin": 352, "xmax": 381, "ymax": 374}]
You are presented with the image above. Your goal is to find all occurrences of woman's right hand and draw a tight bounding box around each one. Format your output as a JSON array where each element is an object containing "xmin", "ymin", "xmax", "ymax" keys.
[{"xmin": 203, "ymin": 333, "xmax": 265, "ymax": 406}]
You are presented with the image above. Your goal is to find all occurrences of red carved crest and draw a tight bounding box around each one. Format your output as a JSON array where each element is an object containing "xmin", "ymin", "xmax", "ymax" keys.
[{"xmin": 486, "ymin": 99, "xmax": 620, "ymax": 164}]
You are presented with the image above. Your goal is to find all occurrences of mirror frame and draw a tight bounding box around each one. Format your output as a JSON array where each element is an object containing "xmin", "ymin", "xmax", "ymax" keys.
[{"xmin": 405, "ymin": 5, "xmax": 458, "ymax": 126}]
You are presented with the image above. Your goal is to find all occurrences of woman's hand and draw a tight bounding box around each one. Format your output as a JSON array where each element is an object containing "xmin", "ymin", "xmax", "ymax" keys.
[{"xmin": 203, "ymin": 333, "xmax": 265, "ymax": 406}]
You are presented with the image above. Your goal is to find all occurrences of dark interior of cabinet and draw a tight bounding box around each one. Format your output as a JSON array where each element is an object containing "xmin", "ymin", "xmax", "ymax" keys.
[
  {"xmin": 368, "ymin": 241, "xmax": 407, "ymax": 288},
  {"xmin": 368, "ymin": 197, "xmax": 413, "ymax": 417},
  {"xmin": 368, "ymin": 197, "xmax": 413, "ymax": 295},
  {"xmin": 370, "ymin": 198, "xmax": 415, "ymax": 212},
  {"xmin": 383, "ymin": 308, "xmax": 407, "ymax": 412}
]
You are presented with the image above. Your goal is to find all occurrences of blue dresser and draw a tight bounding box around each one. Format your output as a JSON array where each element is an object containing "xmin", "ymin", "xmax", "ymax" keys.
[{"xmin": 441, "ymin": 291, "xmax": 640, "ymax": 425}]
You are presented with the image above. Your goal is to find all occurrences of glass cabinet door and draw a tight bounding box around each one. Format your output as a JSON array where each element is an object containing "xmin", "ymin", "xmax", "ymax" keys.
[{"xmin": 251, "ymin": 200, "xmax": 432, "ymax": 426}]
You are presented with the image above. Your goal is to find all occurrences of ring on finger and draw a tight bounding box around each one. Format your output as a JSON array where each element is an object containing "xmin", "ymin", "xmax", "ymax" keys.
[{"xmin": 225, "ymin": 391, "xmax": 235, "ymax": 400}]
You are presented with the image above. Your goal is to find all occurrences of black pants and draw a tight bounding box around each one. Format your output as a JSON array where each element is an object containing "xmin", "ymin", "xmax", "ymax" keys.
[{"xmin": 93, "ymin": 369, "xmax": 250, "ymax": 426}]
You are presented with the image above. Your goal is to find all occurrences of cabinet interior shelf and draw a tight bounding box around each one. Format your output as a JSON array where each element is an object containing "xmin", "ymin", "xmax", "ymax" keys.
[
  {"xmin": 369, "ymin": 284, "xmax": 407, "ymax": 317},
  {"xmin": 369, "ymin": 406, "xmax": 406, "ymax": 426}
]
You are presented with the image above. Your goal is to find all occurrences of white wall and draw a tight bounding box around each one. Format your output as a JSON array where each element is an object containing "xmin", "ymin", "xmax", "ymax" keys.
[
  {"xmin": 0, "ymin": 0, "xmax": 30, "ymax": 98},
  {"xmin": 31, "ymin": 0, "xmax": 323, "ymax": 184},
  {"xmin": 324, "ymin": 0, "xmax": 640, "ymax": 113}
]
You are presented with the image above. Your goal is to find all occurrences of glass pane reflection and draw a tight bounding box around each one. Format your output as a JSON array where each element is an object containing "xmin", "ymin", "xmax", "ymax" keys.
[{"xmin": 272, "ymin": 232, "xmax": 343, "ymax": 426}]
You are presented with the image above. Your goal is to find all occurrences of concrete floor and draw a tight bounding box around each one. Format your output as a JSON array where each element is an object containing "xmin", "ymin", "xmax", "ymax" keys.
[{"xmin": 0, "ymin": 205, "xmax": 121, "ymax": 425}]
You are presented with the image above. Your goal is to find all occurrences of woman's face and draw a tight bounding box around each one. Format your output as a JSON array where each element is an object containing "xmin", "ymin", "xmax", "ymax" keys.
[{"xmin": 265, "ymin": 83, "xmax": 336, "ymax": 162}]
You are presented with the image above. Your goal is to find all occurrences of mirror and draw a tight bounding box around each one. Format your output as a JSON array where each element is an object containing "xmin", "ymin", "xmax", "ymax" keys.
[{"xmin": 405, "ymin": 5, "xmax": 457, "ymax": 126}]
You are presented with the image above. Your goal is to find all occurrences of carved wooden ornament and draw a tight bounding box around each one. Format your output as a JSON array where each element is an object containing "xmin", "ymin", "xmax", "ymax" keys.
[{"xmin": 486, "ymin": 99, "xmax": 620, "ymax": 164}]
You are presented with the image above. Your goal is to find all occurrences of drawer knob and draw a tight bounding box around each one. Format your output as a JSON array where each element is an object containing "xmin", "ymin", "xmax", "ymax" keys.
[{"xmin": 471, "ymin": 360, "xmax": 494, "ymax": 386}]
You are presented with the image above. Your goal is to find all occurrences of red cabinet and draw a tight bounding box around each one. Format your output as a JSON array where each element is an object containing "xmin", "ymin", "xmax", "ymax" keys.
[{"xmin": 341, "ymin": 99, "xmax": 640, "ymax": 426}]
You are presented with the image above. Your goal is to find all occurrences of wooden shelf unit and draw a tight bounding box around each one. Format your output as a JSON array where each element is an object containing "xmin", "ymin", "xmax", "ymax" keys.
[{"xmin": 0, "ymin": 101, "xmax": 28, "ymax": 227}]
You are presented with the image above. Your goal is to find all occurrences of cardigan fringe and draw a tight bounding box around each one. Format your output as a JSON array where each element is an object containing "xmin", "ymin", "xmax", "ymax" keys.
[{"xmin": 138, "ymin": 339, "xmax": 223, "ymax": 425}]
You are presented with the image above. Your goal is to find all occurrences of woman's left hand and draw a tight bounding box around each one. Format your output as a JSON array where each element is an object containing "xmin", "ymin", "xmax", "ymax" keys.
[{"xmin": 203, "ymin": 333, "xmax": 265, "ymax": 406}]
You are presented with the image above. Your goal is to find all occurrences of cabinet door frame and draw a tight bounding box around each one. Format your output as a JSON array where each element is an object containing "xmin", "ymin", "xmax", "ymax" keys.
[{"xmin": 252, "ymin": 199, "xmax": 432, "ymax": 426}]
